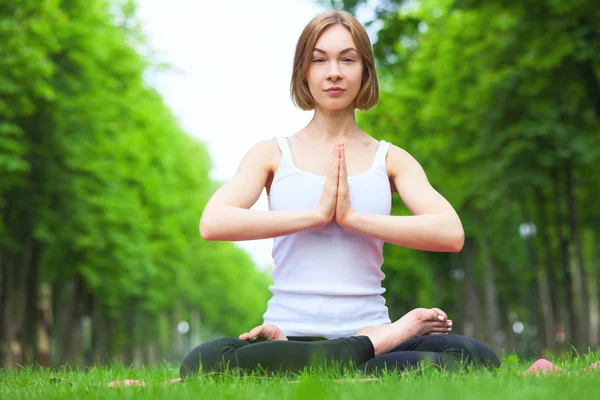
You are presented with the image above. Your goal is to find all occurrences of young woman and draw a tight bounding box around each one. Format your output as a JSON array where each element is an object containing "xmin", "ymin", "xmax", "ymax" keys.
[{"xmin": 180, "ymin": 10, "xmax": 500, "ymax": 377}]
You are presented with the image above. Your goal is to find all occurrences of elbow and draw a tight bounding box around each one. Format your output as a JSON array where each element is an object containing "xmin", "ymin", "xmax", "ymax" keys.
[
  {"xmin": 443, "ymin": 214, "xmax": 464, "ymax": 252},
  {"xmin": 199, "ymin": 215, "xmax": 217, "ymax": 241},
  {"xmin": 447, "ymin": 228, "xmax": 465, "ymax": 253},
  {"xmin": 451, "ymin": 233, "xmax": 465, "ymax": 252}
]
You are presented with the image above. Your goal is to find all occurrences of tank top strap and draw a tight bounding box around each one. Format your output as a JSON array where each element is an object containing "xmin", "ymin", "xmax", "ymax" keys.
[
  {"xmin": 275, "ymin": 136, "xmax": 291, "ymax": 158},
  {"xmin": 274, "ymin": 136, "xmax": 295, "ymax": 176},
  {"xmin": 374, "ymin": 140, "xmax": 391, "ymax": 169}
]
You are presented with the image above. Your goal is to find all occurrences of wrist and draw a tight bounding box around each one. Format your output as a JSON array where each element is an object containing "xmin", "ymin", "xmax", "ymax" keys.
[
  {"xmin": 311, "ymin": 209, "xmax": 331, "ymax": 227},
  {"xmin": 339, "ymin": 209, "xmax": 359, "ymax": 228}
]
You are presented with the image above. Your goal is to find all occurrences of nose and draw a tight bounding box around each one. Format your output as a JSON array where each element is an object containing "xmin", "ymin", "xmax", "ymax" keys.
[{"xmin": 327, "ymin": 62, "xmax": 342, "ymax": 81}]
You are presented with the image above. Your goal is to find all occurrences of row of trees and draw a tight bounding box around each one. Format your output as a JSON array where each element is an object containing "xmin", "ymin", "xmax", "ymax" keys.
[
  {"xmin": 323, "ymin": 0, "xmax": 600, "ymax": 357},
  {"xmin": 2, "ymin": 0, "xmax": 599, "ymax": 368},
  {"xmin": 0, "ymin": 0, "xmax": 271, "ymax": 369}
]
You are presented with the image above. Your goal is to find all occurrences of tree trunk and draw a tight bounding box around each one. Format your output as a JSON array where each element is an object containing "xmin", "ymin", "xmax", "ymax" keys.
[
  {"xmin": 10, "ymin": 236, "xmax": 32, "ymax": 368},
  {"xmin": 565, "ymin": 161, "xmax": 590, "ymax": 349},
  {"xmin": 535, "ymin": 190, "xmax": 561, "ymax": 326},
  {"xmin": 23, "ymin": 239, "xmax": 41, "ymax": 365},
  {"xmin": 37, "ymin": 283, "xmax": 52, "ymax": 367},
  {"xmin": 499, "ymin": 297, "xmax": 514, "ymax": 356},
  {"xmin": 91, "ymin": 294, "xmax": 107, "ymax": 365},
  {"xmin": 0, "ymin": 250, "xmax": 3, "ymax": 364},
  {"xmin": 552, "ymin": 169, "xmax": 580, "ymax": 350},
  {"xmin": 594, "ymin": 231, "xmax": 600, "ymax": 347},
  {"xmin": 1, "ymin": 251, "xmax": 14, "ymax": 369},
  {"xmin": 449, "ymin": 252, "xmax": 464, "ymax": 336},
  {"xmin": 133, "ymin": 310, "xmax": 143, "ymax": 367},
  {"xmin": 523, "ymin": 191, "xmax": 555, "ymax": 354},
  {"xmin": 479, "ymin": 234, "xmax": 501, "ymax": 352},
  {"xmin": 123, "ymin": 302, "xmax": 137, "ymax": 366},
  {"xmin": 59, "ymin": 276, "xmax": 83, "ymax": 366},
  {"xmin": 462, "ymin": 236, "xmax": 482, "ymax": 340}
]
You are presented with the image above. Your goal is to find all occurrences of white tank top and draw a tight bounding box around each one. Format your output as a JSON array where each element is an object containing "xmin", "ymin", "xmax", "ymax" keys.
[{"xmin": 263, "ymin": 136, "xmax": 393, "ymax": 338}]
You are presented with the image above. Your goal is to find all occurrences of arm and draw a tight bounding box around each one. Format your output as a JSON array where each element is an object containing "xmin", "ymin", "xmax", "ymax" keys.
[
  {"xmin": 341, "ymin": 145, "xmax": 464, "ymax": 252},
  {"xmin": 200, "ymin": 139, "xmax": 325, "ymax": 241}
]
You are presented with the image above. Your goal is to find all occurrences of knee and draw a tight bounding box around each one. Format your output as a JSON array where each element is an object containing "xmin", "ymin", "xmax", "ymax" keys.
[
  {"xmin": 444, "ymin": 335, "xmax": 501, "ymax": 370},
  {"xmin": 472, "ymin": 339, "xmax": 501, "ymax": 369},
  {"xmin": 180, "ymin": 337, "xmax": 246, "ymax": 378}
]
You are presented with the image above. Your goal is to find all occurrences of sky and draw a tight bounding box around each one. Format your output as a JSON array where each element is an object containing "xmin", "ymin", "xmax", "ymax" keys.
[{"xmin": 136, "ymin": 0, "xmax": 375, "ymax": 269}]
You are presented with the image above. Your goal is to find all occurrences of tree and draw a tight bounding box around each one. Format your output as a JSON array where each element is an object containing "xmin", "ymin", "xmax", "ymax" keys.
[{"xmin": 321, "ymin": 0, "xmax": 600, "ymax": 355}]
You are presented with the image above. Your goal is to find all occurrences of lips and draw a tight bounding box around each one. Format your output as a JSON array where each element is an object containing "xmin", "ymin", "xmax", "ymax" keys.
[{"xmin": 325, "ymin": 87, "xmax": 345, "ymax": 97}]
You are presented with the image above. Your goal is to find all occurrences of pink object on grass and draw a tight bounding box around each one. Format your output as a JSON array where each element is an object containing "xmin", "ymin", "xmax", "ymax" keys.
[
  {"xmin": 108, "ymin": 379, "xmax": 146, "ymax": 387},
  {"xmin": 161, "ymin": 378, "xmax": 184, "ymax": 385},
  {"xmin": 522, "ymin": 359, "xmax": 563, "ymax": 376},
  {"xmin": 585, "ymin": 361, "xmax": 600, "ymax": 372}
]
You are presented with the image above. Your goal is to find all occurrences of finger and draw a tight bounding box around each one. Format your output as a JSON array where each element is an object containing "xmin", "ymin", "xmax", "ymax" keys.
[
  {"xmin": 425, "ymin": 320, "xmax": 448, "ymax": 329},
  {"xmin": 328, "ymin": 144, "xmax": 340, "ymax": 182},
  {"xmin": 333, "ymin": 145, "xmax": 340, "ymax": 183},
  {"xmin": 341, "ymin": 146, "xmax": 347, "ymax": 178},
  {"xmin": 428, "ymin": 324, "xmax": 452, "ymax": 333},
  {"xmin": 423, "ymin": 309, "xmax": 442, "ymax": 322},
  {"xmin": 326, "ymin": 145, "xmax": 336, "ymax": 182},
  {"xmin": 334, "ymin": 144, "xmax": 341, "ymax": 169},
  {"xmin": 430, "ymin": 308, "xmax": 448, "ymax": 322},
  {"xmin": 247, "ymin": 326, "xmax": 264, "ymax": 339},
  {"xmin": 239, "ymin": 332, "xmax": 248, "ymax": 340},
  {"xmin": 338, "ymin": 147, "xmax": 347, "ymax": 188}
]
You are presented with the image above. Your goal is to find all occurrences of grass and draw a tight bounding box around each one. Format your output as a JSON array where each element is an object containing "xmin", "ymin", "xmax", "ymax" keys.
[{"xmin": 2, "ymin": 354, "xmax": 600, "ymax": 400}]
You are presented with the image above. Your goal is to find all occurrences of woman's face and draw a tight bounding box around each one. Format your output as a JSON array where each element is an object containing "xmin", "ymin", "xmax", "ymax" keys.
[{"xmin": 306, "ymin": 24, "xmax": 363, "ymax": 111}]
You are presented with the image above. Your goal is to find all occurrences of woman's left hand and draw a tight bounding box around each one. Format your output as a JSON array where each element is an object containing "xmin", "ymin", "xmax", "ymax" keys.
[{"xmin": 336, "ymin": 144, "xmax": 356, "ymax": 226}]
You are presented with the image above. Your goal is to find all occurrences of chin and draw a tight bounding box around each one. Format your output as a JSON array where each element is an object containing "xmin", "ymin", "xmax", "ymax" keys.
[{"xmin": 317, "ymin": 99, "xmax": 355, "ymax": 111}]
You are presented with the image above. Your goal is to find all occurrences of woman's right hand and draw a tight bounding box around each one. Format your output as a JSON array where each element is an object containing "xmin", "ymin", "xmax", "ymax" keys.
[
  {"xmin": 239, "ymin": 324, "xmax": 288, "ymax": 342},
  {"xmin": 401, "ymin": 308, "xmax": 453, "ymax": 336},
  {"xmin": 315, "ymin": 144, "xmax": 341, "ymax": 225}
]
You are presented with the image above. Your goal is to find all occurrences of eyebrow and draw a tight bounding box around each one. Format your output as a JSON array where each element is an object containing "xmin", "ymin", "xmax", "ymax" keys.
[{"xmin": 313, "ymin": 47, "xmax": 358, "ymax": 55}]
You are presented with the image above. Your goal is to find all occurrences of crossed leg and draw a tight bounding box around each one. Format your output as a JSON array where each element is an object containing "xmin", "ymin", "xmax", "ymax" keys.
[
  {"xmin": 180, "ymin": 331, "xmax": 500, "ymax": 378},
  {"xmin": 358, "ymin": 334, "xmax": 501, "ymax": 374}
]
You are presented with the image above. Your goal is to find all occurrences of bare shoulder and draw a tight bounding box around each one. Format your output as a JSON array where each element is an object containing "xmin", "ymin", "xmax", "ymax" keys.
[
  {"xmin": 243, "ymin": 138, "xmax": 280, "ymax": 173},
  {"xmin": 248, "ymin": 138, "xmax": 279, "ymax": 156},
  {"xmin": 385, "ymin": 144, "xmax": 425, "ymax": 179}
]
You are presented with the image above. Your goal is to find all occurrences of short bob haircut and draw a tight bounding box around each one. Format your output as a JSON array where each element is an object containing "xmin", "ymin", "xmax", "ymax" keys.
[{"xmin": 290, "ymin": 10, "xmax": 379, "ymax": 111}]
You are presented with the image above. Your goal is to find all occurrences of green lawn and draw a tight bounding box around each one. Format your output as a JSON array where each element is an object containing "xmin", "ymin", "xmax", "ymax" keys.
[{"xmin": 2, "ymin": 355, "xmax": 600, "ymax": 400}]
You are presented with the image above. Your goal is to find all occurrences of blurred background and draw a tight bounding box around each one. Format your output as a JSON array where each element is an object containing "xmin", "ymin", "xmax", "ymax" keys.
[{"xmin": 1, "ymin": 0, "xmax": 599, "ymax": 369}]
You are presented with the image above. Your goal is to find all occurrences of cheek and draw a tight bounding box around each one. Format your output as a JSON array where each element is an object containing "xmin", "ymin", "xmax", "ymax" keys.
[
  {"xmin": 346, "ymin": 71, "xmax": 363, "ymax": 93},
  {"xmin": 306, "ymin": 69, "xmax": 323, "ymax": 85},
  {"xmin": 351, "ymin": 66, "xmax": 365, "ymax": 84},
  {"xmin": 306, "ymin": 73, "xmax": 326, "ymax": 96}
]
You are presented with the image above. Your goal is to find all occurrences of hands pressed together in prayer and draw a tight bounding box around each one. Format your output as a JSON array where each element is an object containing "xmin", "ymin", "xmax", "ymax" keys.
[{"xmin": 315, "ymin": 143, "xmax": 356, "ymax": 226}]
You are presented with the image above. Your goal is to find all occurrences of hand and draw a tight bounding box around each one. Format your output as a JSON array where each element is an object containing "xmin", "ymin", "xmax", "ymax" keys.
[
  {"xmin": 315, "ymin": 144, "xmax": 341, "ymax": 225},
  {"xmin": 238, "ymin": 324, "xmax": 288, "ymax": 342},
  {"xmin": 400, "ymin": 308, "xmax": 453, "ymax": 336},
  {"xmin": 335, "ymin": 144, "xmax": 355, "ymax": 226}
]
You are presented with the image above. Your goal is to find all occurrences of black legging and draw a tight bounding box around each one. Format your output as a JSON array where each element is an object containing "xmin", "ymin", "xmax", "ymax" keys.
[{"xmin": 180, "ymin": 334, "xmax": 501, "ymax": 378}]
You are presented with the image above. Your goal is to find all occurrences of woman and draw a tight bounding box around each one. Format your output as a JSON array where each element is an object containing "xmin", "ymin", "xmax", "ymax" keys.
[{"xmin": 181, "ymin": 10, "xmax": 500, "ymax": 378}]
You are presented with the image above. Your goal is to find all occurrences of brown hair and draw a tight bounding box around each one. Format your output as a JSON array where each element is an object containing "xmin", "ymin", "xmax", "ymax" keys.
[{"xmin": 290, "ymin": 10, "xmax": 379, "ymax": 111}]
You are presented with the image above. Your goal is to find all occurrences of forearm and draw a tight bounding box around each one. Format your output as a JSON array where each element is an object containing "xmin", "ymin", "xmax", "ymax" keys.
[
  {"xmin": 343, "ymin": 212, "xmax": 464, "ymax": 252},
  {"xmin": 200, "ymin": 206, "xmax": 325, "ymax": 241}
]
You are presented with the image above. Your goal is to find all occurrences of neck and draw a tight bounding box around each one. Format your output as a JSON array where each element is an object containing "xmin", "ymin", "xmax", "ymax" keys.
[{"xmin": 304, "ymin": 105, "xmax": 361, "ymax": 140}]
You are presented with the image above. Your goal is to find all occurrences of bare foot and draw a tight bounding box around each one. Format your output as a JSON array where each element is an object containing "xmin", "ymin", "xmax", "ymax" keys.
[
  {"xmin": 357, "ymin": 308, "xmax": 449, "ymax": 356},
  {"xmin": 357, "ymin": 321, "xmax": 418, "ymax": 356},
  {"xmin": 239, "ymin": 324, "xmax": 288, "ymax": 342}
]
